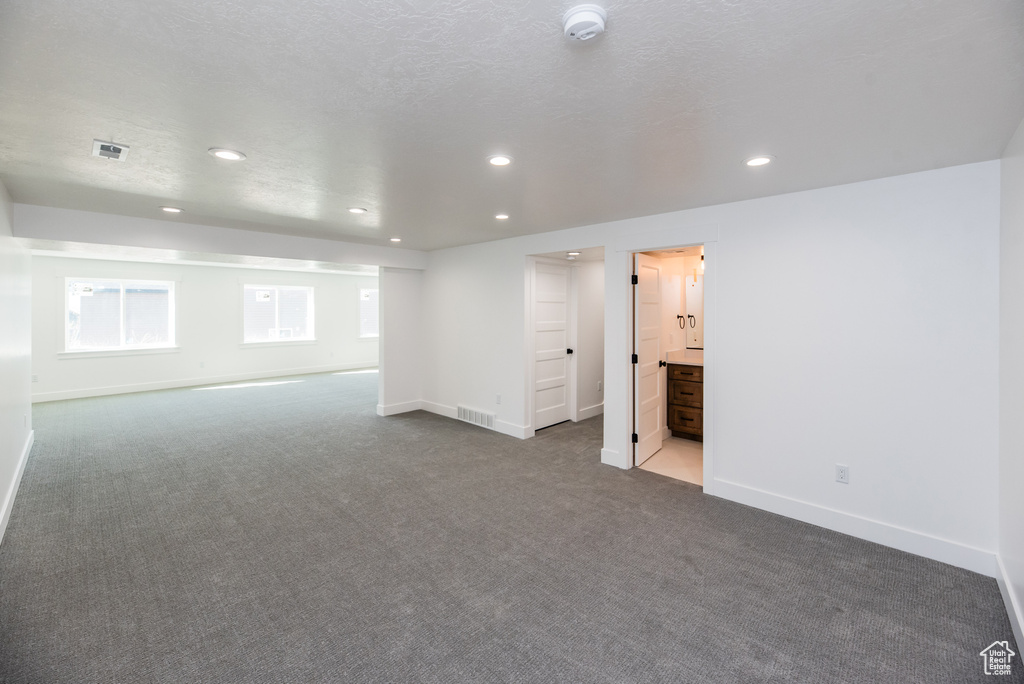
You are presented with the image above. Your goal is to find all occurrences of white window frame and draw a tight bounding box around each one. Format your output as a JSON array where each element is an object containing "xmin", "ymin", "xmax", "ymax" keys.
[
  {"xmin": 359, "ymin": 288, "xmax": 379, "ymax": 339},
  {"xmin": 64, "ymin": 277, "xmax": 177, "ymax": 353},
  {"xmin": 242, "ymin": 284, "xmax": 316, "ymax": 344}
]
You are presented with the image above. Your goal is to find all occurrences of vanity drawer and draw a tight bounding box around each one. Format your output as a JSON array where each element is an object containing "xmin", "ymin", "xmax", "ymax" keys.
[
  {"xmin": 668, "ymin": 364, "xmax": 703, "ymax": 383},
  {"xmin": 668, "ymin": 405, "xmax": 703, "ymax": 435},
  {"xmin": 670, "ymin": 380, "xmax": 702, "ymax": 408}
]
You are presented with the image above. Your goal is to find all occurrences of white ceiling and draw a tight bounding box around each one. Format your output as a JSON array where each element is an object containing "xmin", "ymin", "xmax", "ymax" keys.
[{"xmin": 1, "ymin": 0, "xmax": 1022, "ymax": 252}]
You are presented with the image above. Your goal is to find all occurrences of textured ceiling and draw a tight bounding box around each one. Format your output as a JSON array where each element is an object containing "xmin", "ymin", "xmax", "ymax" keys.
[{"xmin": 1, "ymin": 0, "xmax": 1023, "ymax": 251}]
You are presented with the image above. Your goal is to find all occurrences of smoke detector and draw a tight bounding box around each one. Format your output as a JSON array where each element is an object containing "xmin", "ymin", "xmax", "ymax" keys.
[
  {"xmin": 92, "ymin": 139, "xmax": 129, "ymax": 161},
  {"xmin": 563, "ymin": 4, "xmax": 606, "ymax": 41}
]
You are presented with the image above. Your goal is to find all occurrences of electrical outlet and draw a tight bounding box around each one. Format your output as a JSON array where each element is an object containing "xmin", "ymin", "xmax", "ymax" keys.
[
  {"xmin": 598, "ymin": 381, "xmax": 602, "ymax": 392},
  {"xmin": 496, "ymin": 394, "xmax": 501, "ymax": 405},
  {"xmin": 836, "ymin": 465, "xmax": 850, "ymax": 484},
  {"xmin": 32, "ymin": 375, "xmax": 38, "ymax": 383}
]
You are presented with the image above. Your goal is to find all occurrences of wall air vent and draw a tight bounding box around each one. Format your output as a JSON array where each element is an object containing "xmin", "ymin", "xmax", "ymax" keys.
[
  {"xmin": 457, "ymin": 405, "xmax": 495, "ymax": 430},
  {"xmin": 92, "ymin": 139, "xmax": 130, "ymax": 161}
]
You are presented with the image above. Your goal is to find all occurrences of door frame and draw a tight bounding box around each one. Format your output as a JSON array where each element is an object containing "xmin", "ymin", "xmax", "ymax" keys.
[
  {"xmin": 524, "ymin": 256, "xmax": 578, "ymax": 437},
  {"xmin": 604, "ymin": 229, "xmax": 715, "ymax": 494}
]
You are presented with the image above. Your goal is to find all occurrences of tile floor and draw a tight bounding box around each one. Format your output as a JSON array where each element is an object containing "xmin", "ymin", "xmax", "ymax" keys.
[{"xmin": 638, "ymin": 435, "xmax": 703, "ymax": 486}]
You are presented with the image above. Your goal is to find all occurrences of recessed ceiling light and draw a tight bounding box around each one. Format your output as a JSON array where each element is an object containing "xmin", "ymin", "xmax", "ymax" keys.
[
  {"xmin": 495, "ymin": 213, "xmax": 509, "ymax": 220},
  {"xmin": 567, "ymin": 251, "xmax": 581, "ymax": 256},
  {"xmin": 160, "ymin": 206, "xmax": 183, "ymax": 213},
  {"xmin": 208, "ymin": 148, "xmax": 246, "ymax": 161},
  {"xmin": 744, "ymin": 155, "xmax": 774, "ymax": 167},
  {"xmin": 348, "ymin": 207, "xmax": 368, "ymax": 214},
  {"xmin": 390, "ymin": 237, "xmax": 402, "ymax": 243},
  {"xmin": 488, "ymin": 155, "xmax": 513, "ymax": 167}
]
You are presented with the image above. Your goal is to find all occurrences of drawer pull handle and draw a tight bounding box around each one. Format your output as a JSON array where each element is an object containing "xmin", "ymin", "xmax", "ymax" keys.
[
  {"xmin": 681, "ymin": 392, "xmax": 694, "ymax": 396},
  {"xmin": 683, "ymin": 418, "xmax": 695, "ymax": 422}
]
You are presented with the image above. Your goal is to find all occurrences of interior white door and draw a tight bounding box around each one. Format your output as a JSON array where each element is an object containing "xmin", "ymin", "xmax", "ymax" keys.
[
  {"xmin": 533, "ymin": 262, "xmax": 572, "ymax": 430},
  {"xmin": 634, "ymin": 253, "xmax": 663, "ymax": 465}
]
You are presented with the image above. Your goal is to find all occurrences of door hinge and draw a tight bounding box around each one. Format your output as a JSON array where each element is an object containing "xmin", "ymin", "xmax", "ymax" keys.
[
  {"xmin": 631, "ymin": 353, "xmax": 638, "ymax": 364},
  {"xmin": 631, "ymin": 433, "xmax": 639, "ymax": 444},
  {"xmin": 631, "ymin": 274, "xmax": 638, "ymax": 285}
]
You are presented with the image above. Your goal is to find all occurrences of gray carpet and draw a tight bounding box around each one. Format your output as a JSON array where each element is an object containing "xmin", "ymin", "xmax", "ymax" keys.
[{"xmin": 0, "ymin": 371, "xmax": 1019, "ymax": 683}]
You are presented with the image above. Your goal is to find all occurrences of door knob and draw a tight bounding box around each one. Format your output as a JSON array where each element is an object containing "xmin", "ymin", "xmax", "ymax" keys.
[
  {"xmin": 658, "ymin": 360, "xmax": 667, "ymax": 367},
  {"xmin": 566, "ymin": 348, "xmax": 574, "ymax": 355}
]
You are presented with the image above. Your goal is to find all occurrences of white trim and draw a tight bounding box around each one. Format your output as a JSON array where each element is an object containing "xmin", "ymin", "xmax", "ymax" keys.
[
  {"xmin": 421, "ymin": 400, "xmax": 457, "ymax": 419},
  {"xmin": 238, "ymin": 339, "xmax": 316, "ymax": 348},
  {"xmin": 523, "ymin": 259, "xmax": 535, "ymax": 434},
  {"xmin": 577, "ymin": 402, "xmax": 605, "ymax": 421},
  {"xmin": 601, "ymin": 447, "xmax": 625, "ymax": 468},
  {"xmin": 996, "ymin": 555, "xmax": 1024, "ymax": 653},
  {"xmin": 414, "ymin": 400, "xmax": 529, "ymax": 439},
  {"xmin": 0, "ymin": 430, "xmax": 34, "ymax": 547},
  {"xmin": 713, "ymin": 478, "xmax": 997, "ymax": 576},
  {"xmin": 568, "ymin": 264, "xmax": 579, "ymax": 422},
  {"xmin": 376, "ymin": 399, "xmax": 424, "ymax": 416},
  {"xmin": 494, "ymin": 420, "xmax": 529, "ymax": 439},
  {"xmin": 58, "ymin": 346, "xmax": 180, "ymax": 359},
  {"xmin": 624, "ymin": 239, "xmax": 716, "ymax": 495},
  {"xmin": 700, "ymin": 242, "xmax": 716, "ymax": 496},
  {"xmin": 32, "ymin": 363, "xmax": 376, "ymax": 403}
]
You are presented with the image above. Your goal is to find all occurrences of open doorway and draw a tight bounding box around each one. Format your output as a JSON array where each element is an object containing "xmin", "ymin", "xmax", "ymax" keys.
[
  {"xmin": 526, "ymin": 248, "xmax": 605, "ymax": 436},
  {"xmin": 633, "ymin": 246, "xmax": 704, "ymax": 486}
]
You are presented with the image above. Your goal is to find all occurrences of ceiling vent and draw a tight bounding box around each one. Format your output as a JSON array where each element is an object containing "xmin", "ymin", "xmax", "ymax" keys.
[
  {"xmin": 563, "ymin": 4, "xmax": 607, "ymax": 41},
  {"xmin": 92, "ymin": 139, "xmax": 129, "ymax": 161}
]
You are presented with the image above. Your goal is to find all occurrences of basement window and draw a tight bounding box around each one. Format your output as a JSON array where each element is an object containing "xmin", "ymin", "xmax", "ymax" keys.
[
  {"xmin": 359, "ymin": 288, "xmax": 379, "ymax": 338},
  {"xmin": 243, "ymin": 285, "xmax": 315, "ymax": 343},
  {"xmin": 65, "ymin": 278, "xmax": 176, "ymax": 352}
]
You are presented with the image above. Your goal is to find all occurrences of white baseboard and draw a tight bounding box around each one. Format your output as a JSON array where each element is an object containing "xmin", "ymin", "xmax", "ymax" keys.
[
  {"xmin": 601, "ymin": 447, "xmax": 628, "ymax": 469},
  {"xmin": 713, "ymin": 478, "xmax": 997, "ymax": 577},
  {"xmin": 376, "ymin": 400, "xmax": 423, "ymax": 416},
  {"xmin": 996, "ymin": 555, "xmax": 1024, "ymax": 652},
  {"xmin": 32, "ymin": 363, "xmax": 378, "ymax": 403},
  {"xmin": 418, "ymin": 401, "xmax": 527, "ymax": 439},
  {"xmin": 577, "ymin": 403, "xmax": 605, "ymax": 421},
  {"xmin": 495, "ymin": 420, "xmax": 529, "ymax": 439},
  {"xmin": 420, "ymin": 401, "xmax": 457, "ymax": 419},
  {"xmin": 0, "ymin": 430, "xmax": 34, "ymax": 547}
]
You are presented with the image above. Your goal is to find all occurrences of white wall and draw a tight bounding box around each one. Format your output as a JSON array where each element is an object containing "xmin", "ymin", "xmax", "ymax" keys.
[
  {"xmin": 0, "ymin": 181, "xmax": 33, "ymax": 544},
  {"xmin": 999, "ymin": 117, "xmax": 1024, "ymax": 648},
  {"xmin": 377, "ymin": 267, "xmax": 424, "ymax": 416},
  {"xmin": 407, "ymin": 162, "xmax": 1001, "ymax": 576},
  {"xmin": 14, "ymin": 205, "xmax": 426, "ymax": 270},
  {"xmin": 31, "ymin": 256, "xmax": 379, "ymax": 400},
  {"xmin": 419, "ymin": 243, "xmax": 530, "ymax": 437},
  {"xmin": 574, "ymin": 260, "xmax": 604, "ymax": 420}
]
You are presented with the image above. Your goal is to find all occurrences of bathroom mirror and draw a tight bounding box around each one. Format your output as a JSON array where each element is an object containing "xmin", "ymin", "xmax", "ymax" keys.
[{"xmin": 685, "ymin": 274, "xmax": 703, "ymax": 349}]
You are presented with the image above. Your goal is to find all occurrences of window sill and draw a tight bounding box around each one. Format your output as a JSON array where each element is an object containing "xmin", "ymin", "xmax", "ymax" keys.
[
  {"xmin": 59, "ymin": 346, "xmax": 180, "ymax": 360},
  {"xmin": 239, "ymin": 339, "xmax": 317, "ymax": 348},
  {"xmin": 359, "ymin": 335, "xmax": 380, "ymax": 340}
]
